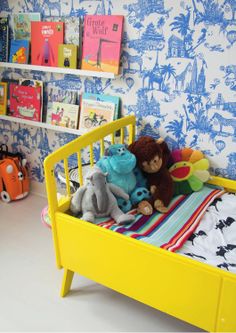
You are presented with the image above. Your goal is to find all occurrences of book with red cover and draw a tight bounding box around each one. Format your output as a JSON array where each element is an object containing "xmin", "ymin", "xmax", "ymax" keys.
[
  {"xmin": 9, "ymin": 83, "xmax": 41, "ymax": 121},
  {"xmin": 31, "ymin": 21, "xmax": 64, "ymax": 67},
  {"xmin": 81, "ymin": 15, "xmax": 124, "ymax": 74}
]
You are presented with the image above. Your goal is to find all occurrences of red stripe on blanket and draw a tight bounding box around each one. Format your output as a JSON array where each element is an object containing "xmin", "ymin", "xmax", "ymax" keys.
[{"xmin": 130, "ymin": 195, "xmax": 186, "ymax": 239}]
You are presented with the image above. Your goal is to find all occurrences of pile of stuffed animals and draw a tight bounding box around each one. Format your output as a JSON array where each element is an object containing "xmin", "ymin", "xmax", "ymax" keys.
[{"xmin": 70, "ymin": 136, "xmax": 210, "ymax": 225}]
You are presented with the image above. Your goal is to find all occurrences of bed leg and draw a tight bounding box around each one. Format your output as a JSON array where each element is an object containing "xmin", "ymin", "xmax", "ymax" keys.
[{"xmin": 60, "ymin": 269, "xmax": 74, "ymax": 297}]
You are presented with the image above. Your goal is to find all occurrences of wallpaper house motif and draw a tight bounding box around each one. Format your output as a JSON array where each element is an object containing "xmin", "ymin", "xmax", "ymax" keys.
[{"xmin": 0, "ymin": 0, "xmax": 235, "ymax": 188}]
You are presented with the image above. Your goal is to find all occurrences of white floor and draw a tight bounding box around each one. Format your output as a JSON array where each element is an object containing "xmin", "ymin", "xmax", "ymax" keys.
[{"xmin": 0, "ymin": 193, "xmax": 204, "ymax": 332}]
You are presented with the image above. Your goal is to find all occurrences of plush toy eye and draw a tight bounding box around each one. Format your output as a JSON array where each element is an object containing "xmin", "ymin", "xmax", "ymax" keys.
[
  {"xmin": 18, "ymin": 171, "xmax": 23, "ymax": 180},
  {"xmin": 6, "ymin": 165, "xmax": 13, "ymax": 174}
]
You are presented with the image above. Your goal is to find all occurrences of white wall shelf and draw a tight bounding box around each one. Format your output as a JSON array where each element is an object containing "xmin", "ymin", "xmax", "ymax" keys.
[
  {"xmin": 0, "ymin": 62, "xmax": 115, "ymax": 79},
  {"xmin": 0, "ymin": 115, "xmax": 83, "ymax": 135}
]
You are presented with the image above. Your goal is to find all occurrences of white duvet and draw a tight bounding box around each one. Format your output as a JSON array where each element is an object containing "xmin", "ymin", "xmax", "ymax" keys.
[{"xmin": 177, "ymin": 192, "xmax": 236, "ymax": 273}]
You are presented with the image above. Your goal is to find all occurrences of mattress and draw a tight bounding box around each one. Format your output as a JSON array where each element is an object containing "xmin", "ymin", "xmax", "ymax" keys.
[{"xmin": 177, "ymin": 192, "xmax": 236, "ymax": 273}]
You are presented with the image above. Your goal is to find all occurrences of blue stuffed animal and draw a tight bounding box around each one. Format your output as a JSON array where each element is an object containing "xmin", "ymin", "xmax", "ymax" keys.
[{"xmin": 96, "ymin": 144, "xmax": 153, "ymax": 215}]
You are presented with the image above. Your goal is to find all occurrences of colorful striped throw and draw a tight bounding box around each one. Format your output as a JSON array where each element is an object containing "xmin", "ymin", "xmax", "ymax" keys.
[{"xmin": 95, "ymin": 185, "xmax": 224, "ymax": 252}]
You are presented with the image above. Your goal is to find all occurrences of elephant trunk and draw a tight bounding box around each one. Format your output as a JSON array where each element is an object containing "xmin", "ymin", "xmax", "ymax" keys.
[{"xmin": 91, "ymin": 174, "xmax": 109, "ymax": 214}]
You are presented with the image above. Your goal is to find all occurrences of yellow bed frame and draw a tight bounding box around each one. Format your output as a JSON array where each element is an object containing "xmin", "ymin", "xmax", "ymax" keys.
[{"xmin": 44, "ymin": 116, "xmax": 236, "ymax": 332}]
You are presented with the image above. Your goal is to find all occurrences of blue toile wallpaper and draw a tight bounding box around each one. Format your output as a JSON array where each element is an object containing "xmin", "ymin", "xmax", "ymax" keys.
[{"xmin": 0, "ymin": 0, "xmax": 236, "ymax": 186}]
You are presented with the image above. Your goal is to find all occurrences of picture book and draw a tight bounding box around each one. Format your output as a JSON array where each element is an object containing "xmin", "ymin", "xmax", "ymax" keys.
[
  {"xmin": 82, "ymin": 92, "xmax": 120, "ymax": 120},
  {"xmin": 19, "ymin": 78, "xmax": 44, "ymax": 119},
  {"xmin": 58, "ymin": 44, "xmax": 77, "ymax": 69},
  {"xmin": 9, "ymin": 40, "xmax": 30, "ymax": 64},
  {"xmin": 46, "ymin": 83, "xmax": 77, "ymax": 123},
  {"xmin": 45, "ymin": 16, "xmax": 80, "ymax": 46},
  {"xmin": 0, "ymin": 17, "xmax": 9, "ymax": 62},
  {"xmin": 9, "ymin": 83, "xmax": 41, "ymax": 121},
  {"xmin": 13, "ymin": 12, "xmax": 41, "ymax": 40},
  {"xmin": 79, "ymin": 97, "xmax": 115, "ymax": 132},
  {"xmin": 31, "ymin": 21, "xmax": 64, "ymax": 67},
  {"xmin": 51, "ymin": 102, "xmax": 79, "ymax": 129},
  {"xmin": 1, "ymin": 78, "xmax": 19, "ymax": 115},
  {"xmin": 0, "ymin": 82, "xmax": 7, "ymax": 115},
  {"xmin": 81, "ymin": 15, "xmax": 124, "ymax": 74},
  {"xmin": 64, "ymin": 16, "xmax": 80, "ymax": 46}
]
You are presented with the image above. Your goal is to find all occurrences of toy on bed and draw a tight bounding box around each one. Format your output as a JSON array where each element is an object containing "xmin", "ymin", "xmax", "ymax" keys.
[
  {"xmin": 96, "ymin": 144, "xmax": 152, "ymax": 215},
  {"xmin": 128, "ymin": 136, "xmax": 174, "ymax": 214},
  {"xmin": 169, "ymin": 148, "xmax": 210, "ymax": 195},
  {"xmin": 70, "ymin": 166, "xmax": 135, "ymax": 224}
]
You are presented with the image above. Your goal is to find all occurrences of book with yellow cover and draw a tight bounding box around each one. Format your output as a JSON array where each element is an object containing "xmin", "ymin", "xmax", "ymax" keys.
[
  {"xmin": 0, "ymin": 82, "xmax": 7, "ymax": 115},
  {"xmin": 58, "ymin": 44, "xmax": 77, "ymax": 69}
]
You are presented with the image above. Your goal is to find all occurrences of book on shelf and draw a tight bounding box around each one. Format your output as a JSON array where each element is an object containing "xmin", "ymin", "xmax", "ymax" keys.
[
  {"xmin": 58, "ymin": 44, "xmax": 77, "ymax": 69},
  {"xmin": 19, "ymin": 78, "xmax": 44, "ymax": 116},
  {"xmin": 51, "ymin": 102, "xmax": 79, "ymax": 129},
  {"xmin": 9, "ymin": 83, "xmax": 41, "ymax": 121},
  {"xmin": 46, "ymin": 83, "xmax": 77, "ymax": 123},
  {"xmin": 0, "ymin": 17, "xmax": 9, "ymax": 62},
  {"xmin": 9, "ymin": 40, "xmax": 30, "ymax": 64},
  {"xmin": 13, "ymin": 12, "xmax": 41, "ymax": 40},
  {"xmin": 81, "ymin": 15, "xmax": 124, "ymax": 74},
  {"xmin": 1, "ymin": 78, "xmax": 19, "ymax": 115},
  {"xmin": 0, "ymin": 82, "xmax": 7, "ymax": 115},
  {"xmin": 82, "ymin": 92, "xmax": 120, "ymax": 120},
  {"xmin": 79, "ymin": 97, "xmax": 115, "ymax": 132},
  {"xmin": 44, "ymin": 16, "xmax": 80, "ymax": 46},
  {"xmin": 31, "ymin": 21, "xmax": 64, "ymax": 67}
]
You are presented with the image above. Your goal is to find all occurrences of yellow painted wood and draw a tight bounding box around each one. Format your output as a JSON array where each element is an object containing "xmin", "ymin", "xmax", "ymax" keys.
[
  {"xmin": 100, "ymin": 138, "xmax": 105, "ymax": 157},
  {"xmin": 60, "ymin": 269, "xmax": 74, "ymax": 297},
  {"xmin": 63, "ymin": 158, "xmax": 71, "ymax": 196},
  {"xmin": 208, "ymin": 175, "xmax": 236, "ymax": 192},
  {"xmin": 56, "ymin": 213, "xmax": 232, "ymax": 332},
  {"xmin": 120, "ymin": 127, "xmax": 124, "ymax": 143},
  {"xmin": 111, "ymin": 132, "xmax": 115, "ymax": 144},
  {"xmin": 77, "ymin": 151, "xmax": 83, "ymax": 186},
  {"xmin": 44, "ymin": 115, "xmax": 236, "ymax": 332},
  {"xmin": 216, "ymin": 277, "xmax": 236, "ymax": 332}
]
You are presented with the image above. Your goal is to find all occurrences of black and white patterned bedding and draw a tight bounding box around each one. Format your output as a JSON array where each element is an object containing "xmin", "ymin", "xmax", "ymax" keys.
[{"xmin": 177, "ymin": 192, "xmax": 236, "ymax": 273}]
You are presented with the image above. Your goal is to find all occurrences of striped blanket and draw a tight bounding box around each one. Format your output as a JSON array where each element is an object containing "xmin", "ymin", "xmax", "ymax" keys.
[{"xmin": 95, "ymin": 186, "xmax": 224, "ymax": 252}]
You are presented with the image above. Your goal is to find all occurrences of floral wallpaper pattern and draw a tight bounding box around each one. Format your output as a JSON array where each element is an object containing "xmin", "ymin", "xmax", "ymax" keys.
[{"xmin": 0, "ymin": 0, "xmax": 236, "ymax": 184}]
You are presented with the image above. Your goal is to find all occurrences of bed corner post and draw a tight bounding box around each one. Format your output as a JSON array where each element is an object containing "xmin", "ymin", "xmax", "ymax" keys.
[{"xmin": 60, "ymin": 269, "xmax": 74, "ymax": 297}]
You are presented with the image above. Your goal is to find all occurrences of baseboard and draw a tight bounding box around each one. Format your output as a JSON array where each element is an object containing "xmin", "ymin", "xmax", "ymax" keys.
[{"xmin": 30, "ymin": 180, "xmax": 47, "ymax": 198}]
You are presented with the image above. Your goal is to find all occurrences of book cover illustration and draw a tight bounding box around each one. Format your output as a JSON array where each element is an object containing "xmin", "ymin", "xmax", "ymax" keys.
[
  {"xmin": 31, "ymin": 22, "xmax": 64, "ymax": 67},
  {"xmin": 58, "ymin": 44, "xmax": 77, "ymax": 69},
  {"xmin": 19, "ymin": 78, "xmax": 44, "ymax": 120},
  {"xmin": 51, "ymin": 102, "xmax": 79, "ymax": 129},
  {"xmin": 82, "ymin": 92, "xmax": 120, "ymax": 120},
  {"xmin": 13, "ymin": 12, "xmax": 41, "ymax": 40},
  {"xmin": 64, "ymin": 17, "xmax": 80, "ymax": 46},
  {"xmin": 9, "ymin": 83, "xmax": 41, "ymax": 121},
  {"xmin": 45, "ymin": 16, "xmax": 80, "ymax": 46},
  {"xmin": 9, "ymin": 40, "xmax": 30, "ymax": 64},
  {"xmin": 0, "ymin": 17, "xmax": 9, "ymax": 62},
  {"xmin": 79, "ymin": 98, "xmax": 115, "ymax": 132},
  {"xmin": 0, "ymin": 82, "xmax": 7, "ymax": 115},
  {"xmin": 81, "ymin": 15, "xmax": 124, "ymax": 74},
  {"xmin": 46, "ymin": 84, "xmax": 77, "ymax": 123}
]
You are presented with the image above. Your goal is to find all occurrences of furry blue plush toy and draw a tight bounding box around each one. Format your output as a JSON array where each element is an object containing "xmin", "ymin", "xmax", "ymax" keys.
[{"xmin": 96, "ymin": 144, "xmax": 152, "ymax": 215}]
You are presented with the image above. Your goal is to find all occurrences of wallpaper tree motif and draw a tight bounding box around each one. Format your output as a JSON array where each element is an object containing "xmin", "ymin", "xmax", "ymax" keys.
[{"xmin": 0, "ymin": 0, "xmax": 236, "ymax": 184}]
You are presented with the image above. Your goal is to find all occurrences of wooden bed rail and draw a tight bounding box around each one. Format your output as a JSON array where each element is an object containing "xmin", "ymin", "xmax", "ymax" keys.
[{"xmin": 44, "ymin": 115, "xmax": 136, "ymax": 268}]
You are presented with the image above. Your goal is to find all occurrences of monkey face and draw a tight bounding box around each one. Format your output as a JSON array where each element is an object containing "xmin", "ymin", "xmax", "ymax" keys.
[{"xmin": 142, "ymin": 154, "xmax": 162, "ymax": 173}]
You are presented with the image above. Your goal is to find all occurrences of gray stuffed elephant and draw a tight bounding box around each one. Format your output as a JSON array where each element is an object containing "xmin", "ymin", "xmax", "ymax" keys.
[{"xmin": 70, "ymin": 166, "xmax": 135, "ymax": 224}]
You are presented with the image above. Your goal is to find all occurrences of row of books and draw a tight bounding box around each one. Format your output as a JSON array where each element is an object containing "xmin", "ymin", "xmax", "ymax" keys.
[
  {"xmin": 0, "ymin": 13, "xmax": 124, "ymax": 74},
  {"xmin": 0, "ymin": 81, "xmax": 120, "ymax": 132}
]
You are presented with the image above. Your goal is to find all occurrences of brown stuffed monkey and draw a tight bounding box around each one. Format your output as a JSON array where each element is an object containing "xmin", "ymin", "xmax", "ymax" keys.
[{"xmin": 128, "ymin": 136, "xmax": 174, "ymax": 214}]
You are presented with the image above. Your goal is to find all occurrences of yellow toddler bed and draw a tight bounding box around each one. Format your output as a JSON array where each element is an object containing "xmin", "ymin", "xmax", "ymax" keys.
[{"xmin": 44, "ymin": 115, "xmax": 236, "ymax": 332}]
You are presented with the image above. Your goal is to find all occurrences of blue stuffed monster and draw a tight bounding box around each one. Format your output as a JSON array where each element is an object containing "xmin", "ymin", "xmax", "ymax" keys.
[{"xmin": 96, "ymin": 144, "xmax": 153, "ymax": 215}]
